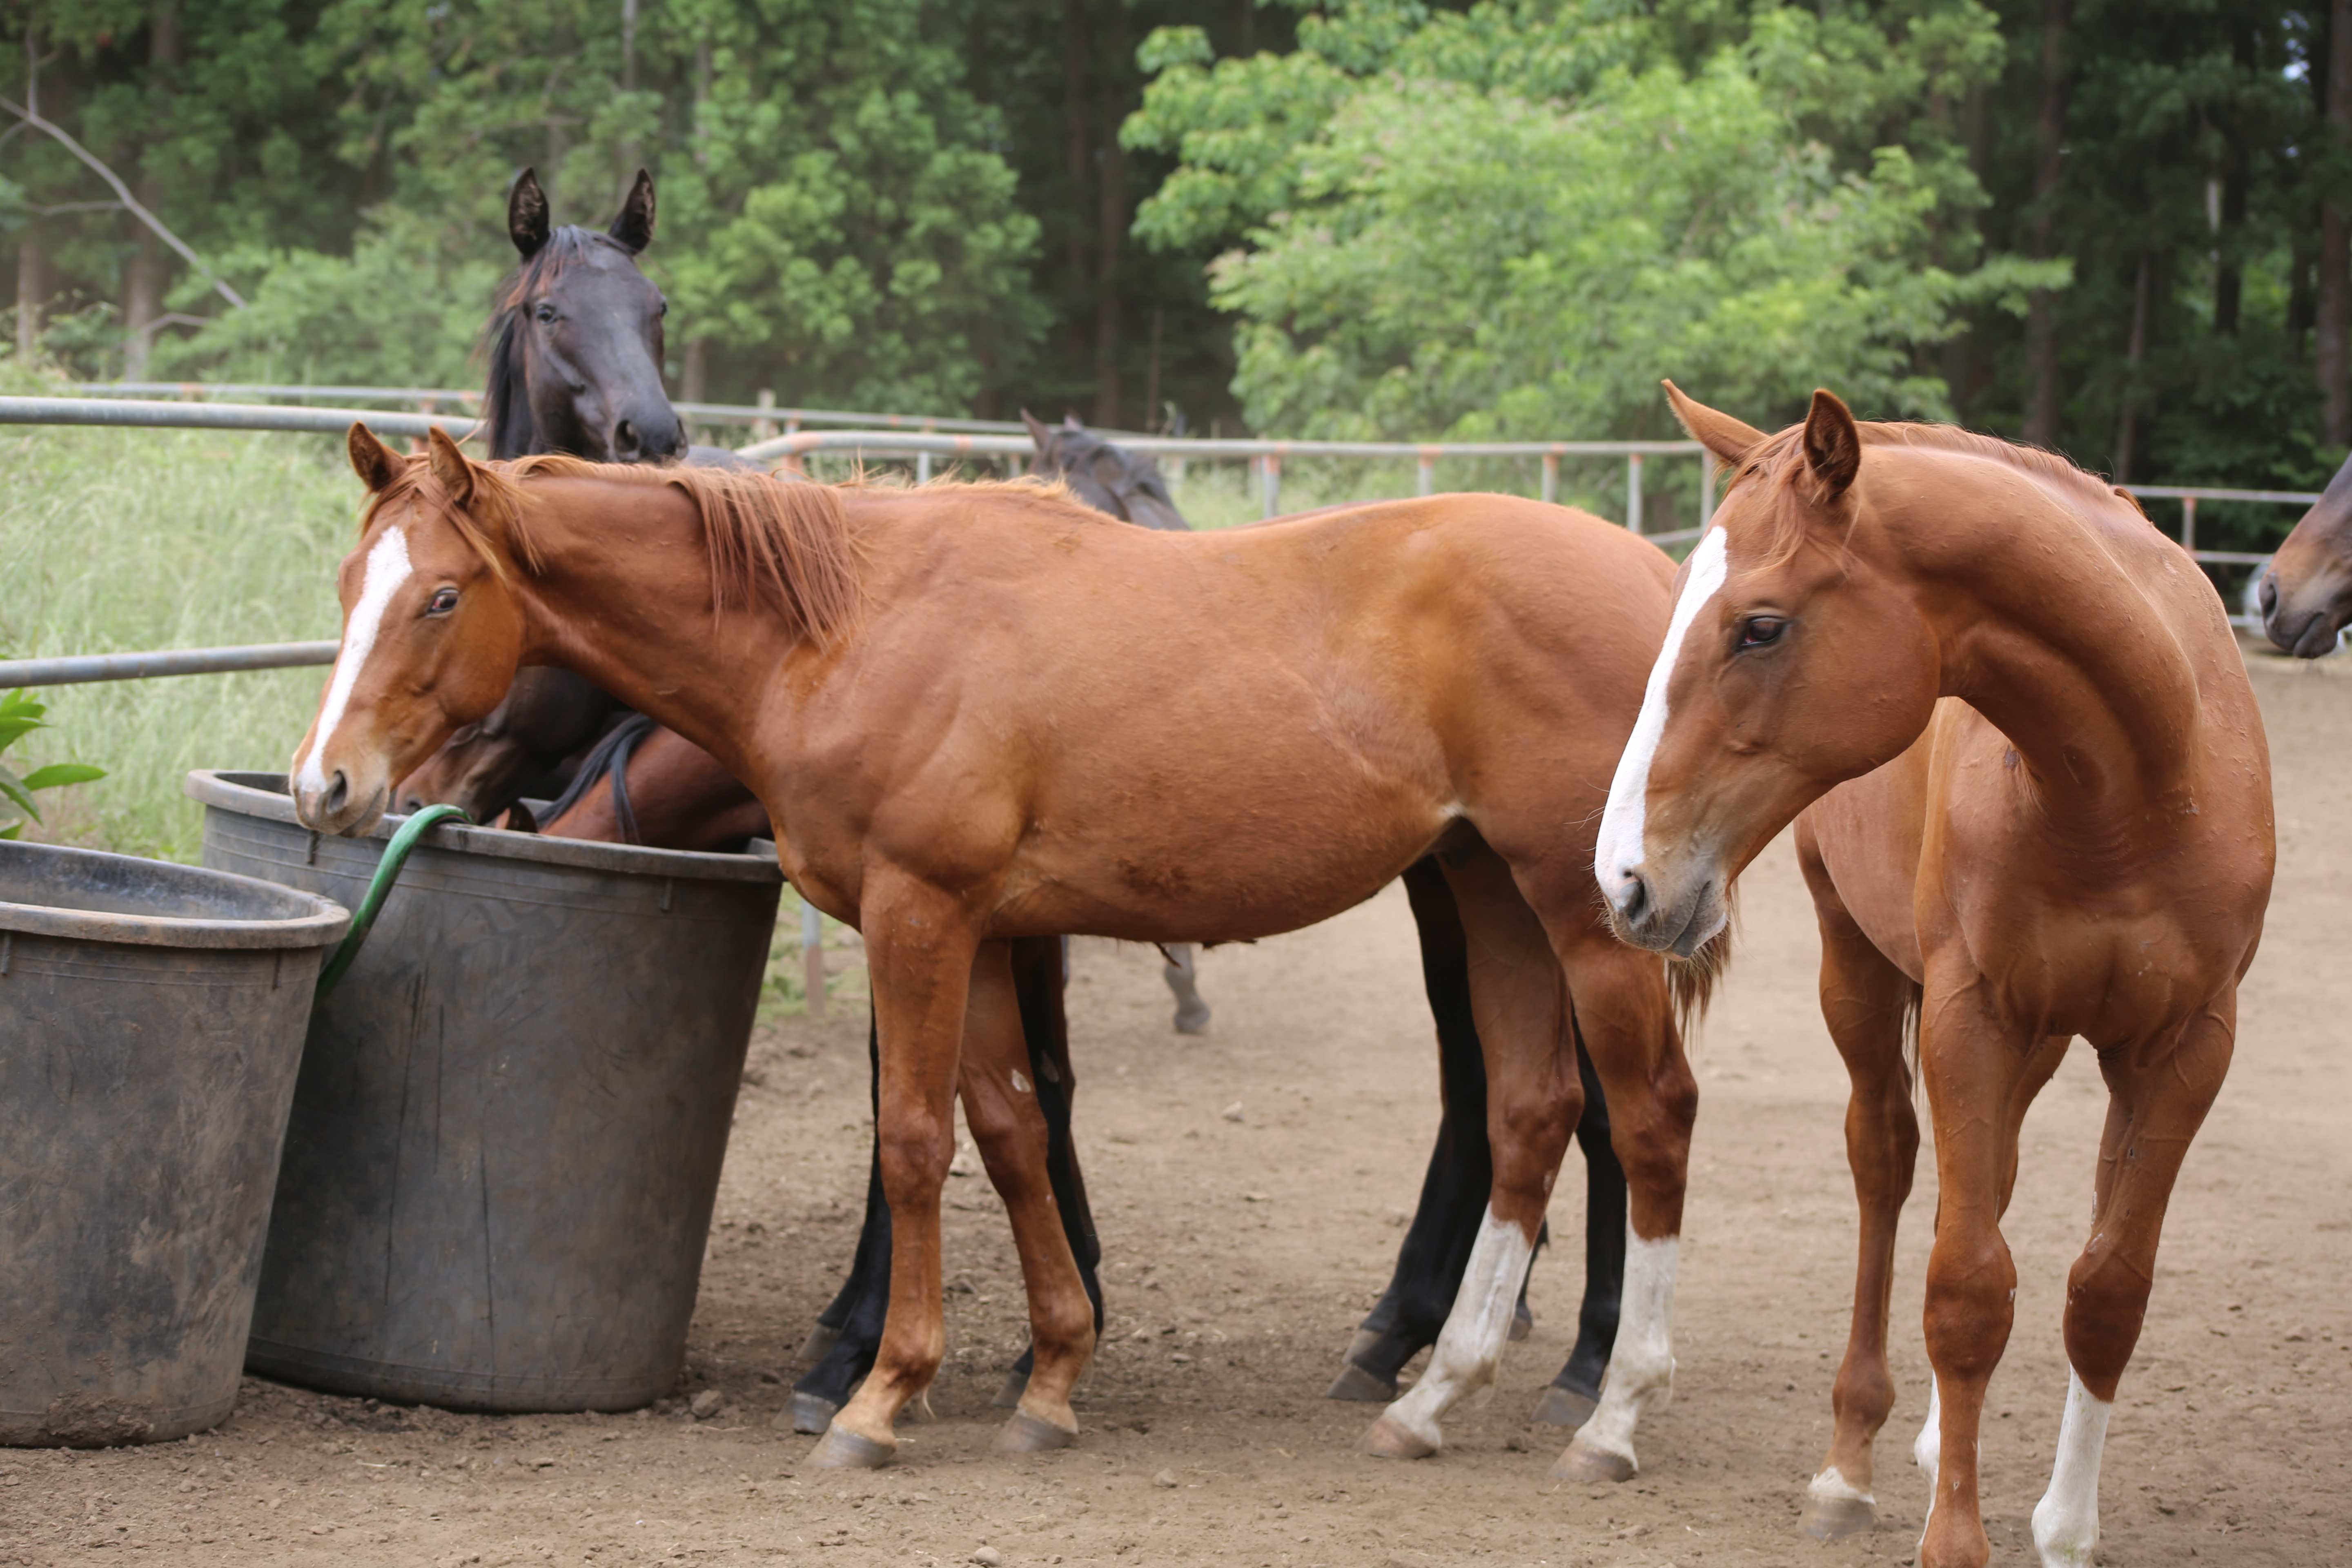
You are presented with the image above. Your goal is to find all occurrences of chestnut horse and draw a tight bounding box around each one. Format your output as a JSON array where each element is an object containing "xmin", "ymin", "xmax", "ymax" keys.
[
  {"xmin": 2259, "ymin": 448, "xmax": 2352, "ymax": 656},
  {"xmin": 1597, "ymin": 385, "xmax": 2273, "ymax": 1568},
  {"xmin": 294, "ymin": 427, "xmax": 1702, "ymax": 1480}
]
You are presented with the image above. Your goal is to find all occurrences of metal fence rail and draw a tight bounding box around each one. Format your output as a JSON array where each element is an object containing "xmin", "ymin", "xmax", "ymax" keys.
[{"xmin": 0, "ymin": 395, "xmax": 2325, "ymax": 681}]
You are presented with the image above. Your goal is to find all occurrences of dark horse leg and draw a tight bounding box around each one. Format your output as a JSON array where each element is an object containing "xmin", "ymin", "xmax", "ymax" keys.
[
  {"xmin": 1326, "ymin": 857, "xmax": 1625, "ymax": 1428},
  {"xmin": 782, "ymin": 934, "xmax": 1101, "ymax": 1433}
]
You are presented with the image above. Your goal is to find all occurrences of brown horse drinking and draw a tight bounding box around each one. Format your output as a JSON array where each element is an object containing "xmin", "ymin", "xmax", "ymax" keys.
[
  {"xmin": 293, "ymin": 426, "xmax": 1703, "ymax": 1481},
  {"xmin": 1597, "ymin": 386, "xmax": 2274, "ymax": 1568}
]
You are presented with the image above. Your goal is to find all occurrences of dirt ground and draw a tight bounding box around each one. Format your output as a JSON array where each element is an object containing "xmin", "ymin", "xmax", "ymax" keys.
[{"xmin": 4, "ymin": 649, "xmax": 2349, "ymax": 1568}]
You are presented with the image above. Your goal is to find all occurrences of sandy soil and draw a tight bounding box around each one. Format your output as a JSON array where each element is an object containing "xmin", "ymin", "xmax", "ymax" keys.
[{"xmin": 4, "ymin": 649, "xmax": 2348, "ymax": 1568}]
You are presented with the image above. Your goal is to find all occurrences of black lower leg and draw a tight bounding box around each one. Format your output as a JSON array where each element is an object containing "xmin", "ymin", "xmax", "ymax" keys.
[
  {"xmin": 1555, "ymin": 1033, "xmax": 1624, "ymax": 1400},
  {"xmin": 1004, "ymin": 934, "xmax": 1102, "ymax": 1388},
  {"xmin": 794, "ymin": 1010, "xmax": 893, "ymax": 1413}
]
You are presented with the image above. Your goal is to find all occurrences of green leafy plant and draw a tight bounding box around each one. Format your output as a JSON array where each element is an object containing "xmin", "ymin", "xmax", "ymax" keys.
[{"xmin": 0, "ymin": 689, "xmax": 106, "ymax": 840}]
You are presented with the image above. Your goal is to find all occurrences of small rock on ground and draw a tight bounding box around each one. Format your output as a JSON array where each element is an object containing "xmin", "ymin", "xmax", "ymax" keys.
[{"xmin": 971, "ymin": 1548, "xmax": 1002, "ymax": 1566}]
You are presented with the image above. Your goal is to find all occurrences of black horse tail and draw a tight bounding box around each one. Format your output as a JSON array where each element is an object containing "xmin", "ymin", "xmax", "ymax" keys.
[{"xmin": 541, "ymin": 712, "xmax": 659, "ymax": 842}]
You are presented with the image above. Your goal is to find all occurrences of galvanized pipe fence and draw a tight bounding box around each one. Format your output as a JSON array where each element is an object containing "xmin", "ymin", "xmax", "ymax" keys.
[{"xmin": 0, "ymin": 393, "xmax": 2319, "ymax": 688}]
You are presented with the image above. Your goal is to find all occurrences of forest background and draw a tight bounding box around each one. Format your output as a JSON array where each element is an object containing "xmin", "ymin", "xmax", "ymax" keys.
[{"xmin": 1, "ymin": 0, "xmax": 2345, "ymax": 551}]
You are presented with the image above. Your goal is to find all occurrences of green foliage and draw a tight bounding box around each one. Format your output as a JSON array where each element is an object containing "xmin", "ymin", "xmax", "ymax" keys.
[
  {"xmin": 1126, "ymin": 0, "xmax": 2061, "ymax": 440},
  {"xmin": 0, "ymin": 689, "xmax": 106, "ymax": 840}
]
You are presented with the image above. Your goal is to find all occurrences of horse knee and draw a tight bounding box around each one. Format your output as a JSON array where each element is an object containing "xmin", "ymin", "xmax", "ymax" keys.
[
  {"xmin": 2060, "ymin": 1250, "xmax": 2153, "ymax": 1396},
  {"xmin": 877, "ymin": 1114, "xmax": 955, "ymax": 1205},
  {"xmin": 1924, "ymin": 1239, "xmax": 2016, "ymax": 1377}
]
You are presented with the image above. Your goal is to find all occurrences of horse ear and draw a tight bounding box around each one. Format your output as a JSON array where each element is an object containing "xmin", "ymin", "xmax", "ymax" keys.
[
  {"xmin": 1800, "ymin": 388, "xmax": 1862, "ymax": 499},
  {"xmin": 509, "ymin": 168, "xmax": 551, "ymax": 259},
  {"xmin": 426, "ymin": 427, "xmax": 477, "ymax": 509},
  {"xmin": 1662, "ymin": 381, "xmax": 1768, "ymax": 466},
  {"xmin": 609, "ymin": 169, "xmax": 656, "ymax": 253},
  {"xmin": 1020, "ymin": 409, "xmax": 1054, "ymax": 451},
  {"xmin": 348, "ymin": 424, "xmax": 403, "ymax": 493}
]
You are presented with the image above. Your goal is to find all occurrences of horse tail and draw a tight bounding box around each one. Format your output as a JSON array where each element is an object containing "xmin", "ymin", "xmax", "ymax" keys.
[{"xmin": 542, "ymin": 712, "xmax": 659, "ymax": 837}]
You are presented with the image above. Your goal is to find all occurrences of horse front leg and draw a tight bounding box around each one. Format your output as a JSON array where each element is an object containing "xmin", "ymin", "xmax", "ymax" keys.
[
  {"xmin": 2029, "ymin": 995, "xmax": 2233, "ymax": 1568},
  {"xmin": 807, "ymin": 880, "xmax": 980, "ymax": 1470},
  {"xmin": 1534, "ymin": 1036, "xmax": 1624, "ymax": 1430},
  {"xmin": 782, "ymin": 1013, "xmax": 890, "ymax": 1434}
]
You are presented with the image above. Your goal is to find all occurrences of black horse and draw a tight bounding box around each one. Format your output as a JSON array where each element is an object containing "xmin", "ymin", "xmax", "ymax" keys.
[{"xmin": 404, "ymin": 167, "xmax": 1628, "ymax": 1437}]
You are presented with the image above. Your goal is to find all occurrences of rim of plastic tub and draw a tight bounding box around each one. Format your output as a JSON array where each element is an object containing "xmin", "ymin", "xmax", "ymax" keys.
[
  {"xmin": 0, "ymin": 837, "xmax": 352, "ymax": 950},
  {"xmin": 185, "ymin": 770, "xmax": 784, "ymax": 884}
]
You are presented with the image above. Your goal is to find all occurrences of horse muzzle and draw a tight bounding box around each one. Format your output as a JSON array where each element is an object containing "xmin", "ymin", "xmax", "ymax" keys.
[
  {"xmin": 2261, "ymin": 558, "xmax": 2352, "ymax": 659},
  {"xmin": 1600, "ymin": 855, "xmax": 1728, "ymax": 960},
  {"xmin": 293, "ymin": 762, "xmax": 391, "ymax": 839}
]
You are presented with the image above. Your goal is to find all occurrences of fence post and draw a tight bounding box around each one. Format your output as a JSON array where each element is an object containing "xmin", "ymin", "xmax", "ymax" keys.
[
  {"xmin": 1417, "ymin": 447, "xmax": 1436, "ymax": 497},
  {"xmin": 802, "ymin": 900, "xmax": 827, "ymax": 1018},
  {"xmin": 2181, "ymin": 495, "xmax": 2197, "ymax": 552},
  {"xmin": 753, "ymin": 389, "xmax": 778, "ymax": 443},
  {"xmin": 1701, "ymin": 452, "xmax": 1718, "ymax": 525},
  {"xmin": 1263, "ymin": 452, "xmax": 1283, "ymax": 519},
  {"xmin": 1626, "ymin": 452, "xmax": 1645, "ymax": 536},
  {"xmin": 1542, "ymin": 450, "xmax": 1559, "ymax": 506}
]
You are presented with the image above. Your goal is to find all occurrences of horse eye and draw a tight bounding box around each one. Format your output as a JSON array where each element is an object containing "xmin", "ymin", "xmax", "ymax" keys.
[
  {"xmin": 655, "ymin": 297, "xmax": 668, "ymax": 317},
  {"xmin": 427, "ymin": 588, "xmax": 460, "ymax": 616},
  {"xmin": 535, "ymin": 303, "xmax": 557, "ymax": 324},
  {"xmin": 1739, "ymin": 616, "xmax": 1786, "ymax": 648}
]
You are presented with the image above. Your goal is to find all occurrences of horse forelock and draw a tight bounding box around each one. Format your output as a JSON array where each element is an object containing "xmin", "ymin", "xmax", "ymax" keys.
[{"xmin": 358, "ymin": 457, "xmax": 536, "ymax": 585}]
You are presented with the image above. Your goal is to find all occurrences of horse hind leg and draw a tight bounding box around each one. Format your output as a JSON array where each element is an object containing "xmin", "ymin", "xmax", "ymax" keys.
[
  {"xmin": 1797, "ymin": 848, "xmax": 1924, "ymax": 1540},
  {"xmin": 780, "ymin": 1013, "xmax": 891, "ymax": 1435},
  {"xmin": 2030, "ymin": 998, "xmax": 2233, "ymax": 1568},
  {"xmin": 1331, "ymin": 857, "xmax": 1498, "ymax": 1405},
  {"xmin": 1361, "ymin": 848, "xmax": 1579, "ymax": 1461},
  {"xmin": 1162, "ymin": 943, "xmax": 1211, "ymax": 1034},
  {"xmin": 1534, "ymin": 1037, "xmax": 1623, "ymax": 1431}
]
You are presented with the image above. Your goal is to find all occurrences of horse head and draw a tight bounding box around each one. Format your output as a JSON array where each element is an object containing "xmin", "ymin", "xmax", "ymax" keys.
[
  {"xmin": 294, "ymin": 426, "xmax": 533, "ymax": 837},
  {"xmin": 484, "ymin": 168, "xmax": 685, "ymax": 466},
  {"xmin": 2260, "ymin": 452, "xmax": 2352, "ymax": 657},
  {"xmin": 1593, "ymin": 385, "xmax": 1939, "ymax": 958},
  {"xmin": 1022, "ymin": 411, "xmax": 1190, "ymax": 532}
]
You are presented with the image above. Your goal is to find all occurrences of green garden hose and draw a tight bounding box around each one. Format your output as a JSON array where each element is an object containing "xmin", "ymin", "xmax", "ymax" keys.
[{"xmin": 314, "ymin": 803, "xmax": 472, "ymax": 998}]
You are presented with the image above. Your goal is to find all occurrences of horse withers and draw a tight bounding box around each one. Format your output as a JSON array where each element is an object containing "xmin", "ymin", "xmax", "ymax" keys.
[
  {"xmin": 2260, "ymin": 449, "xmax": 2352, "ymax": 657},
  {"xmin": 1599, "ymin": 385, "xmax": 2273, "ymax": 1568},
  {"xmin": 294, "ymin": 428, "xmax": 1702, "ymax": 1483}
]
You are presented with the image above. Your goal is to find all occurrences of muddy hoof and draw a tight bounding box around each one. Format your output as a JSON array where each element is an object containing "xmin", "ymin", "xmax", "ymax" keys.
[
  {"xmin": 1530, "ymin": 1385, "xmax": 1598, "ymax": 1430},
  {"xmin": 1325, "ymin": 1361, "xmax": 1399, "ymax": 1403},
  {"xmin": 993, "ymin": 1409, "xmax": 1078, "ymax": 1453},
  {"xmin": 1173, "ymin": 1003, "xmax": 1212, "ymax": 1035},
  {"xmin": 806, "ymin": 1424, "xmax": 894, "ymax": 1470},
  {"xmin": 797, "ymin": 1323, "xmax": 842, "ymax": 1363},
  {"xmin": 1510, "ymin": 1303, "xmax": 1534, "ymax": 1343},
  {"xmin": 1357, "ymin": 1416, "xmax": 1438, "ymax": 1461},
  {"xmin": 780, "ymin": 1392, "xmax": 838, "ymax": 1435},
  {"xmin": 990, "ymin": 1369, "xmax": 1030, "ymax": 1410},
  {"xmin": 1550, "ymin": 1439, "xmax": 1635, "ymax": 1483},
  {"xmin": 1799, "ymin": 1494, "xmax": 1878, "ymax": 1541}
]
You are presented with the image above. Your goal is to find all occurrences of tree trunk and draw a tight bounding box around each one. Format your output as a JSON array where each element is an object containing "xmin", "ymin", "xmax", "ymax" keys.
[
  {"xmin": 1062, "ymin": 0, "xmax": 1094, "ymax": 399},
  {"xmin": 2319, "ymin": 0, "xmax": 2352, "ymax": 447},
  {"xmin": 2213, "ymin": 16, "xmax": 2255, "ymax": 337},
  {"xmin": 2021, "ymin": 0, "xmax": 2073, "ymax": 448},
  {"xmin": 16, "ymin": 229, "xmax": 42, "ymax": 362},
  {"xmin": 2112, "ymin": 248, "xmax": 2152, "ymax": 481},
  {"xmin": 1090, "ymin": 0, "xmax": 1130, "ymax": 428},
  {"xmin": 120, "ymin": 0, "xmax": 182, "ymax": 381}
]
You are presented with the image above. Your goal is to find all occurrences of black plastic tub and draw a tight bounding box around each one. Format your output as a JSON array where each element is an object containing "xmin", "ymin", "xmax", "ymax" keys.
[
  {"xmin": 0, "ymin": 840, "xmax": 349, "ymax": 1446},
  {"xmin": 187, "ymin": 770, "xmax": 783, "ymax": 1413}
]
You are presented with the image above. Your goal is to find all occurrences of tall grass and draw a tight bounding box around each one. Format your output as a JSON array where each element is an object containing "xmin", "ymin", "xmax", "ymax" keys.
[{"xmin": 0, "ymin": 422, "xmax": 356, "ymax": 860}]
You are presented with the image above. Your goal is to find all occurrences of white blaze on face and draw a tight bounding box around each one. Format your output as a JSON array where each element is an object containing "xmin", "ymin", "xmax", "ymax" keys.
[
  {"xmin": 2030, "ymin": 1368, "xmax": 2113, "ymax": 1568},
  {"xmin": 1594, "ymin": 526, "xmax": 1731, "ymax": 913},
  {"xmin": 295, "ymin": 525, "xmax": 413, "ymax": 796}
]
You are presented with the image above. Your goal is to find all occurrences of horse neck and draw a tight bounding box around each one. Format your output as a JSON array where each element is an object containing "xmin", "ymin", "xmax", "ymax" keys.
[
  {"xmin": 1869, "ymin": 450, "xmax": 2209, "ymax": 826},
  {"xmin": 506, "ymin": 481, "xmax": 792, "ymax": 779}
]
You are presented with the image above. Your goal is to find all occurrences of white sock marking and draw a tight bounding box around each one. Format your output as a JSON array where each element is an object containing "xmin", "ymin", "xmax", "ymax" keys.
[
  {"xmin": 2031, "ymin": 1369, "xmax": 2111, "ymax": 1568},
  {"xmin": 295, "ymin": 526, "xmax": 412, "ymax": 797},
  {"xmin": 1915, "ymin": 1374, "xmax": 1942, "ymax": 1537},
  {"xmin": 1565, "ymin": 1229, "xmax": 1679, "ymax": 1471},
  {"xmin": 1593, "ymin": 528, "xmax": 1729, "ymax": 911},
  {"xmin": 1376, "ymin": 1206, "xmax": 1534, "ymax": 1452},
  {"xmin": 1808, "ymin": 1463, "xmax": 1874, "ymax": 1506}
]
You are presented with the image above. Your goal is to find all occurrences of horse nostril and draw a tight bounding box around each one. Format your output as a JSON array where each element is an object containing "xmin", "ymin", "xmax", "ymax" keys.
[
  {"xmin": 2258, "ymin": 573, "xmax": 2278, "ymax": 616},
  {"xmin": 323, "ymin": 771, "xmax": 350, "ymax": 818},
  {"xmin": 612, "ymin": 419, "xmax": 641, "ymax": 460},
  {"xmin": 1617, "ymin": 868, "xmax": 1650, "ymax": 925}
]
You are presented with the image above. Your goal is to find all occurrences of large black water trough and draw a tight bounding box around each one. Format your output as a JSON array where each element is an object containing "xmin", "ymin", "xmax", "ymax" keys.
[
  {"xmin": 187, "ymin": 770, "xmax": 783, "ymax": 1413},
  {"xmin": 0, "ymin": 840, "xmax": 349, "ymax": 1446}
]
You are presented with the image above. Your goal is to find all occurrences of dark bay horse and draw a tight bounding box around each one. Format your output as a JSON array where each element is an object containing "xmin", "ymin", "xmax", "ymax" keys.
[
  {"xmin": 297, "ymin": 431, "xmax": 1703, "ymax": 1482},
  {"xmin": 1604, "ymin": 386, "xmax": 2272, "ymax": 1568},
  {"xmin": 2260, "ymin": 449, "xmax": 2352, "ymax": 656}
]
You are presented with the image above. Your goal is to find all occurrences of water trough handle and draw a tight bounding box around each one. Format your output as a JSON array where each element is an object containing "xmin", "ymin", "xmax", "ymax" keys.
[{"xmin": 314, "ymin": 804, "xmax": 472, "ymax": 998}]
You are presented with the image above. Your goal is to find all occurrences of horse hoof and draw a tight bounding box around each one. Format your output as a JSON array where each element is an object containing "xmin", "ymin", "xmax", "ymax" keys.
[
  {"xmin": 780, "ymin": 1392, "xmax": 838, "ymax": 1435},
  {"xmin": 1550, "ymin": 1439, "xmax": 1635, "ymax": 1483},
  {"xmin": 1509, "ymin": 1304, "xmax": 1534, "ymax": 1343},
  {"xmin": 990, "ymin": 1370, "xmax": 1030, "ymax": 1410},
  {"xmin": 1357, "ymin": 1416, "xmax": 1438, "ymax": 1461},
  {"xmin": 1530, "ymin": 1385, "xmax": 1598, "ymax": 1430},
  {"xmin": 1325, "ymin": 1362, "xmax": 1398, "ymax": 1403},
  {"xmin": 1798, "ymin": 1494, "xmax": 1878, "ymax": 1541},
  {"xmin": 992, "ymin": 1410, "xmax": 1078, "ymax": 1453},
  {"xmin": 797, "ymin": 1323, "xmax": 842, "ymax": 1363},
  {"xmin": 806, "ymin": 1425, "xmax": 894, "ymax": 1470},
  {"xmin": 1173, "ymin": 1004, "xmax": 1211, "ymax": 1035}
]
